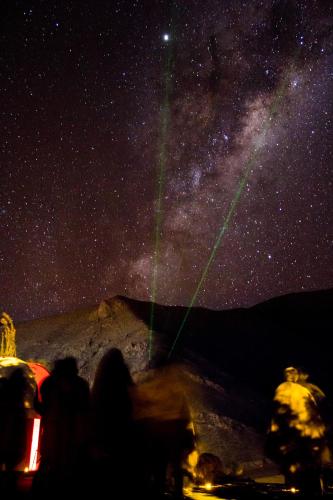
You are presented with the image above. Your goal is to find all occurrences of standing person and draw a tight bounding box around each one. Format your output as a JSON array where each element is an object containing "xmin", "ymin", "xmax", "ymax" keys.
[
  {"xmin": 34, "ymin": 357, "xmax": 90, "ymax": 497},
  {"xmin": 297, "ymin": 368, "xmax": 331, "ymax": 492},
  {"xmin": 90, "ymin": 348, "xmax": 136, "ymax": 498},
  {"xmin": 267, "ymin": 366, "xmax": 326, "ymax": 496},
  {"xmin": 133, "ymin": 362, "xmax": 195, "ymax": 500},
  {"xmin": 0, "ymin": 368, "xmax": 30, "ymax": 494}
]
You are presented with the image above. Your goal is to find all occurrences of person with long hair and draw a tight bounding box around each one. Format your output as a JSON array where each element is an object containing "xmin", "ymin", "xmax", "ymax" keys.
[{"xmin": 90, "ymin": 348, "xmax": 136, "ymax": 496}]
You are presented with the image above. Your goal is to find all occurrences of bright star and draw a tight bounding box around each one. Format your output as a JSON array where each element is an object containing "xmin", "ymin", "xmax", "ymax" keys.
[{"xmin": 163, "ymin": 34, "xmax": 170, "ymax": 42}]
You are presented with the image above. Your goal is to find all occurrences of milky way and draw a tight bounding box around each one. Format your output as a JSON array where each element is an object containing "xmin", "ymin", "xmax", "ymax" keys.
[{"xmin": 1, "ymin": 1, "xmax": 332, "ymax": 320}]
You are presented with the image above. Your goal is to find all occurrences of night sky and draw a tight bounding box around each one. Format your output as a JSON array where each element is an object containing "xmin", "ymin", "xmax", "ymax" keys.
[{"xmin": 1, "ymin": 1, "xmax": 333, "ymax": 321}]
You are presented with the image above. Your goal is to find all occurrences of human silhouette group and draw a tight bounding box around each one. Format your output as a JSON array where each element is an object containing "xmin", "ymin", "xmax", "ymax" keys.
[
  {"xmin": 1, "ymin": 348, "xmax": 195, "ymax": 499},
  {"xmin": 1, "ymin": 352, "xmax": 332, "ymax": 498}
]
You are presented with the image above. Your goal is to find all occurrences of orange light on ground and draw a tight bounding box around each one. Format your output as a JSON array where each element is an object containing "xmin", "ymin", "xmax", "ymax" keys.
[{"xmin": 29, "ymin": 418, "xmax": 41, "ymax": 471}]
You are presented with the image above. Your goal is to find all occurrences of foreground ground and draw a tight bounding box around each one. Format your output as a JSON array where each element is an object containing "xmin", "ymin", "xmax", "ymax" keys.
[{"xmin": 3, "ymin": 477, "xmax": 333, "ymax": 499}]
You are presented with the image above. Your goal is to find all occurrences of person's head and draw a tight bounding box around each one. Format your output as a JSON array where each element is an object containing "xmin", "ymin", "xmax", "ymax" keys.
[
  {"xmin": 98, "ymin": 348, "xmax": 126, "ymax": 373},
  {"xmin": 284, "ymin": 366, "xmax": 299, "ymax": 383},
  {"xmin": 93, "ymin": 347, "xmax": 133, "ymax": 396},
  {"xmin": 53, "ymin": 357, "xmax": 78, "ymax": 378}
]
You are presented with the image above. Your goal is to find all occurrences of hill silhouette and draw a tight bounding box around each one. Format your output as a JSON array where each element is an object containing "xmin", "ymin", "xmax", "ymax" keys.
[{"xmin": 119, "ymin": 288, "xmax": 332, "ymax": 396}]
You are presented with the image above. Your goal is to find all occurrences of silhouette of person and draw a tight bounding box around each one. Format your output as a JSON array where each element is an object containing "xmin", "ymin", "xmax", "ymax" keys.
[
  {"xmin": 133, "ymin": 362, "xmax": 195, "ymax": 499},
  {"xmin": 34, "ymin": 357, "xmax": 90, "ymax": 497},
  {"xmin": 0, "ymin": 366, "xmax": 33, "ymax": 495},
  {"xmin": 90, "ymin": 348, "xmax": 136, "ymax": 497},
  {"xmin": 297, "ymin": 367, "xmax": 331, "ymax": 492},
  {"xmin": 267, "ymin": 366, "xmax": 326, "ymax": 496}
]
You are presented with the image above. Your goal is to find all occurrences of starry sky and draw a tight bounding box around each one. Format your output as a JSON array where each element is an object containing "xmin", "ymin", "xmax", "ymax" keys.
[{"xmin": 1, "ymin": 0, "xmax": 332, "ymax": 321}]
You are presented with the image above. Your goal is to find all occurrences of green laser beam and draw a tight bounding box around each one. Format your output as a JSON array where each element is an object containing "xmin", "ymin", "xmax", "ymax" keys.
[
  {"xmin": 167, "ymin": 71, "xmax": 292, "ymax": 359},
  {"xmin": 149, "ymin": 35, "xmax": 174, "ymax": 361},
  {"xmin": 167, "ymin": 150, "xmax": 258, "ymax": 358}
]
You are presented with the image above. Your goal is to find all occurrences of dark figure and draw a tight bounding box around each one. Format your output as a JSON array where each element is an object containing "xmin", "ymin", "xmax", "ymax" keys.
[
  {"xmin": 133, "ymin": 363, "xmax": 195, "ymax": 499},
  {"xmin": 90, "ymin": 348, "xmax": 136, "ymax": 497},
  {"xmin": 297, "ymin": 368, "xmax": 331, "ymax": 493},
  {"xmin": 0, "ymin": 367, "xmax": 31, "ymax": 495},
  {"xmin": 33, "ymin": 357, "xmax": 90, "ymax": 497},
  {"xmin": 267, "ymin": 366, "xmax": 326, "ymax": 496}
]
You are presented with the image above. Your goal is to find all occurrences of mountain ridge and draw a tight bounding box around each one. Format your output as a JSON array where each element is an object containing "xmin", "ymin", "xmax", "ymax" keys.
[{"xmin": 13, "ymin": 287, "xmax": 333, "ymax": 471}]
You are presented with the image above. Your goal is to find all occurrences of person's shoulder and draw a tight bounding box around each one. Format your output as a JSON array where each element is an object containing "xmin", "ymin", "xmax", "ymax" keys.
[
  {"xmin": 39, "ymin": 374, "xmax": 54, "ymax": 400},
  {"xmin": 76, "ymin": 375, "xmax": 90, "ymax": 390},
  {"xmin": 275, "ymin": 381, "xmax": 291, "ymax": 392},
  {"xmin": 307, "ymin": 383, "xmax": 325, "ymax": 399},
  {"xmin": 40, "ymin": 374, "xmax": 52, "ymax": 389},
  {"xmin": 274, "ymin": 381, "xmax": 310, "ymax": 398}
]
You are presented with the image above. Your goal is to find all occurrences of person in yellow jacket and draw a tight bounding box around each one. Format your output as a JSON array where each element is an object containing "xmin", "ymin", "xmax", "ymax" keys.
[{"xmin": 267, "ymin": 366, "xmax": 326, "ymax": 495}]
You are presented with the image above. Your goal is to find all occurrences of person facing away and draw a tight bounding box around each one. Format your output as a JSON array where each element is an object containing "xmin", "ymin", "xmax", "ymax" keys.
[
  {"xmin": 0, "ymin": 367, "xmax": 30, "ymax": 495},
  {"xmin": 268, "ymin": 366, "xmax": 326, "ymax": 496},
  {"xmin": 90, "ymin": 348, "xmax": 136, "ymax": 496},
  {"xmin": 35, "ymin": 356, "xmax": 90, "ymax": 495}
]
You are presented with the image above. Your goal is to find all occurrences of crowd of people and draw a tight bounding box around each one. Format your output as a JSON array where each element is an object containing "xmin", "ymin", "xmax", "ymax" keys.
[
  {"xmin": 0, "ymin": 349, "xmax": 195, "ymax": 499},
  {"xmin": 1, "ymin": 350, "xmax": 333, "ymax": 498}
]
